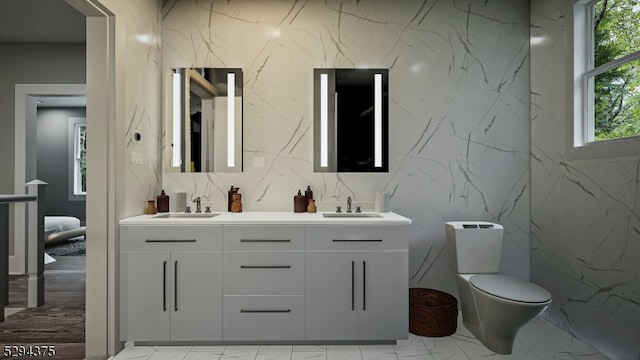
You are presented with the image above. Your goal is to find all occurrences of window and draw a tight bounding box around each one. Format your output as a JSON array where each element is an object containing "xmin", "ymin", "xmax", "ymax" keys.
[
  {"xmin": 73, "ymin": 123, "xmax": 87, "ymax": 195},
  {"xmin": 571, "ymin": 0, "xmax": 640, "ymax": 158}
]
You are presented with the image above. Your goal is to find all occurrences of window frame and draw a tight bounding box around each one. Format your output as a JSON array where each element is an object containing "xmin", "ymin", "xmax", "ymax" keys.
[
  {"xmin": 68, "ymin": 118, "xmax": 87, "ymax": 199},
  {"xmin": 567, "ymin": 0, "xmax": 640, "ymax": 160}
]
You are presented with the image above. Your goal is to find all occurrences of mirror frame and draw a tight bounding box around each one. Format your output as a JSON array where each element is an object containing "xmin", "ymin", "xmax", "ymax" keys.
[
  {"xmin": 165, "ymin": 67, "xmax": 243, "ymax": 173},
  {"xmin": 313, "ymin": 68, "xmax": 389, "ymax": 172}
]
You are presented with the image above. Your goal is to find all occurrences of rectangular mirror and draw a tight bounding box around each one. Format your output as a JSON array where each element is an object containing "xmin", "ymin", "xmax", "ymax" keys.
[
  {"xmin": 314, "ymin": 68, "xmax": 389, "ymax": 172},
  {"xmin": 166, "ymin": 67, "xmax": 243, "ymax": 173}
]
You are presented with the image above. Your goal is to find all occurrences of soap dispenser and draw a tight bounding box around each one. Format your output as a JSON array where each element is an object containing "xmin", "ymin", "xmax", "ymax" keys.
[
  {"xmin": 294, "ymin": 190, "xmax": 307, "ymax": 213},
  {"xmin": 304, "ymin": 185, "xmax": 313, "ymax": 207},
  {"xmin": 231, "ymin": 189, "xmax": 242, "ymax": 213},
  {"xmin": 227, "ymin": 186, "xmax": 236, "ymax": 212},
  {"xmin": 156, "ymin": 190, "xmax": 170, "ymax": 213}
]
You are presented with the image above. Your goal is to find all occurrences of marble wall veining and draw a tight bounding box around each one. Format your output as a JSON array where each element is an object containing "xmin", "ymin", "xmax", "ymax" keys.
[
  {"xmin": 114, "ymin": 0, "xmax": 164, "ymax": 218},
  {"xmin": 531, "ymin": 1, "xmax": 640, "ymax": 359},
  {"xmin": 161, "ymin": 0, "xmax": 530, "ymax": 294}
]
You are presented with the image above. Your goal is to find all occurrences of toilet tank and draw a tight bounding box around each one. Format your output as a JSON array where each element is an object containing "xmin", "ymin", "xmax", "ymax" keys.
[{"xmin": 445, "ymin": 221, "xmax": 504, "ymax": 274}]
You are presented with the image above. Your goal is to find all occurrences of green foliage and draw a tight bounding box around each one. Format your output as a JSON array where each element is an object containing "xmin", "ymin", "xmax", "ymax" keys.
[
  {"xmin": 593, "ymin": 0, "xmax": 640, "ymax": 141},
  {"xmin": 80, "ymin": 156, "xmax": 87, "ymax": 192},
  {"xmin": 80, "ymin": 157, "xmax": 86, "ymax": 177}
]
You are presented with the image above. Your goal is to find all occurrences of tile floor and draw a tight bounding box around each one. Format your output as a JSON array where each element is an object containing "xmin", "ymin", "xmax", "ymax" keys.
[{"xmin": 110, "ymin": 315, "xmax": 610, "ymax": 360}]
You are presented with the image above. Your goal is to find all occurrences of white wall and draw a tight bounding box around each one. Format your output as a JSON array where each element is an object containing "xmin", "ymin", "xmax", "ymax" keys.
[
  {"xmin": 531, "ymin": 1, "xmax": 640, "ymax": 359},
  {"xmin": 162, "ymin": 0, "xmax": 531, "ymax": 294}
]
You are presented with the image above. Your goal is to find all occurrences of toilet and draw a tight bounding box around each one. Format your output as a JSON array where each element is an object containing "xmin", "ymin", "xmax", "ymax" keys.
[{"xmin": 445, "ymin": 221, "xmax": 551, "ymax": 354}]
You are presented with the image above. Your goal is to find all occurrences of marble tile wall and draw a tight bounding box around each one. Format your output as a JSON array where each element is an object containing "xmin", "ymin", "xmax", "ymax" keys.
[
  {"xmin": 161, "ymin": 0, "xmax": 530, "ymax": 294},
  {"xmin": 102, "ymin": 0, "xmax": 164, "ymax": 217},
  {"xmin": 530, "ymin": 1, "xmax": 640, "ymax": 359}
]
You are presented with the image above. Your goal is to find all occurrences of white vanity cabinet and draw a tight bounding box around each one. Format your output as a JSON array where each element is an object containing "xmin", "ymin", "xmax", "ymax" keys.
[
  {"xmin": 305, "ymin": 225, "xmax": 408, "ymax": 341},
  {"xmin": 222, "ymin": 225, "xmax": 305, "ymax": 341},
  {"xmin": 119, "ymin": 211, "xmax": 411, "ymax": 344},
  {"xmin": 119, "ymin": 225, "xmax": 223, "ymax": 342}
]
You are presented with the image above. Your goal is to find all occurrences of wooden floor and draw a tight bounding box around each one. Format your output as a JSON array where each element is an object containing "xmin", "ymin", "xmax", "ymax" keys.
[{"xmin": 1, "ymin": 256, "xmax": 85, "ymax": 360}]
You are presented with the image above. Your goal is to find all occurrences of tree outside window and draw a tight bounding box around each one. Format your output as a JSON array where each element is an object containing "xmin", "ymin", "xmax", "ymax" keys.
[
  {"xmin": 75, "ymin": 124, "xmax": 87, "ymax": 195},
  {"xmin": 590, "ymin": 0, "xmax": 640, "ymax": 141}
]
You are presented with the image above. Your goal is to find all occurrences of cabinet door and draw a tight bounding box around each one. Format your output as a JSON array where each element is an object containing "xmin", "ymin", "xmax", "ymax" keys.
[
  {"xmin": 356, "ymin": 251, "xmax": 408, "ymax": 340},
  {"xmin": 170, "ymin": 251, "xmax": 222, "ymax": 341},
  {"xmin": 121, "ymin": 251, "xmax": 171, "ymax": 341},
  {"xmin": 305, "ymin": 251, "xmax": 357, "ymax": 340}
]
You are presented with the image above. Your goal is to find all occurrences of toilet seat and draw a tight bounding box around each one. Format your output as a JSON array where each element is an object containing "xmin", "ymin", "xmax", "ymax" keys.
[{"xmin": 470, "ymin": 274, "xmax": 551, "ymax": 304}]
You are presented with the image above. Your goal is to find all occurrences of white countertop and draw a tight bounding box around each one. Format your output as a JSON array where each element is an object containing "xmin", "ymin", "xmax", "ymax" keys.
[{"xmin": 119, "ymin": 211, "xmax": 411, "ymax": 225}]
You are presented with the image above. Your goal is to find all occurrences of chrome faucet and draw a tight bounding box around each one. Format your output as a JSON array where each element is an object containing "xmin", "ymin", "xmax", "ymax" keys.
[
  {"xmin": 193, "ymin": 196, "xmax": 202, "ymax": 213},
  {"xmin": 346, "ymin": 196, "xmax": 352, "ymax": 213}
]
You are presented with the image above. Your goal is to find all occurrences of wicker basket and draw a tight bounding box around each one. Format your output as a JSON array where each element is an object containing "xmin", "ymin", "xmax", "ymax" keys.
[{"xmin": 409, "ymin": 288, "xmax": 458, "ymax": 337}]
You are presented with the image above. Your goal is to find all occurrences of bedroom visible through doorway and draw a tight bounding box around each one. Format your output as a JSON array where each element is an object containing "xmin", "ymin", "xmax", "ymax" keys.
[{"xmin": 35, "ymin": 96, "xmax": 87, "ymax": 259}]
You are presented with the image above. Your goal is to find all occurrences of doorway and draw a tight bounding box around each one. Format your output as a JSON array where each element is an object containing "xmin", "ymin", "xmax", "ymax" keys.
[
  {"xmin": 3, "ymin": 0, "xmax": 116, "ymax": 358},
  {"xmin": 12, "ymin": 85, "xmax": 87, "ymax": 274}
]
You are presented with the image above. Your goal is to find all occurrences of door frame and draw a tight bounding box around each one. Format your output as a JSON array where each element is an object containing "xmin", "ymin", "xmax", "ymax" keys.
[
  {"xmin": 63, "ymin": 0, "xmax": 121, "ymax": 358},
  {"xmin": 13, "ymin": 84, "xmax": 86, "ymax": 275},
  {"xmin": 13, "ymin": 1, "xmax": 121, "ymax": 356}
]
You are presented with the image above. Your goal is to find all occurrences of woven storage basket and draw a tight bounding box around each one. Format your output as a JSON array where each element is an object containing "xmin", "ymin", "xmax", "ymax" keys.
[{"xmin": 409, "ymin": 288, "xmax": 458, "ymax": 337}]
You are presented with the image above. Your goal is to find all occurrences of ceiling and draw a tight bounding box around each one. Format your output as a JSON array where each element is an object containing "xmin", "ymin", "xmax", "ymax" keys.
[
  {"xmin": 1, "ymin": 0, "xmax": 87, "ymax": 107},
  {"xmin": 0, "ymin": 0, "xmax": 86, "ymax": 43}
]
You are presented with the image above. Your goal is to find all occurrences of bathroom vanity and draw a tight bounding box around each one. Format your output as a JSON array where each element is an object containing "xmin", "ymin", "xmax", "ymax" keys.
[{"xmin": 119, "ymin": 211, "xmax": 411, "ymax": 344}]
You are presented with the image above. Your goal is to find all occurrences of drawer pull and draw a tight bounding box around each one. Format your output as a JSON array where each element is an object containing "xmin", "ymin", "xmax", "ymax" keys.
[
  {"xmin": 240, "ymin": 239, "xmax": 291, "ymax": 243},
  {"xmin": 145, "ymin": 239, "xmax": 197, "ymax": 243},
  {"xmin": 240, "ymin": 265, "xmax": 291, "ymax": 269},
  {"xmin": 332, "ymin": 239, "xmax": 383, "ymax": 242},
  {"xmin": 240, "ymin": 309, "xmax": 291, "ymax": 313}
]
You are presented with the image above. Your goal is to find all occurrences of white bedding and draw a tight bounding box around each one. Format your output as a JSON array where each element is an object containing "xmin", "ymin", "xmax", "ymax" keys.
[
  {"xmin": 45, "ymin": 216, "xmax": 81, "ymax": 233},
  {"xmin": 44, "ymin": 216, "xmax": 85, "ymax": 245}
]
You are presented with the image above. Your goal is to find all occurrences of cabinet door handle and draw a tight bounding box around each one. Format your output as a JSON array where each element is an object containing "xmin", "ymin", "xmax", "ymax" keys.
[
  {"xmin": 363, "ymin": 261, "xmax": 367, "ymax": 311},
  {"xmin": 240, "ymin": 239, "xmax": 291, "ymax": 243},
  {"xmin": 162, "ymin": 261, "xmax": 167, "ymax": 312},
  {"xmin": 332, "ymin": 239, "xmax": 383, "ymax": 242},
  {"xmin": 240, "ymin": 309, "xmax": 291, "ymax": 313},
  {"xmin": 145, "ymin": 239, "xmax": 197, "ymax": 243},
  {"xmin": 351, "ymin": 260, "xmax": 355, "ymax": 311},
  {"xmin": 240, "ymin": 265, "xmax": 291, "ymax": 269},
  {"xmin": 174, "ymin": 261, "xmax": 178, "ymax": 312}
]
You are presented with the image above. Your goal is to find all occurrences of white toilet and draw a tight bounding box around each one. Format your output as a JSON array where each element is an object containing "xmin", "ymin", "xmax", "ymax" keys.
[{"xmin": 445, "ymin": 221, "xmax": 551, "ymax": 354}]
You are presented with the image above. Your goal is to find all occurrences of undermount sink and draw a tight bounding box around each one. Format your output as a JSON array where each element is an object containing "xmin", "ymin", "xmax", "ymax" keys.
[
  {"xmin": 154, "ymin": 213, "xmax": 219, "ymax": 219},
  {"xmin": 323, "ymin": 212, "xmax": 382, "ymax": 218}
]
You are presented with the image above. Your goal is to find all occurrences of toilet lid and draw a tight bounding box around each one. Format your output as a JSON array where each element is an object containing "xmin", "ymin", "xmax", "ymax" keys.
[{"xmin": 470, "ymin": 274, "xmax": 551, "ymax": 303}]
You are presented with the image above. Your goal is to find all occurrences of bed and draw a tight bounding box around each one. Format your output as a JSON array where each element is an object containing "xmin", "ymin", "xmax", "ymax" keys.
[{"xmin": 44, "ymin": 216, "xmax": 86, "ymax": 247}]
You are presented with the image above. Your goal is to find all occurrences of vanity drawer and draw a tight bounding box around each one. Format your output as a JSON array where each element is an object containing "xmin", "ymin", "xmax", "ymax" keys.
[
  {"xmin": 223, "ymin": 295, "xmax": 305, "ymax": 341},
  {"xmin": 223, "ymin": 252, "xmax": 304, "ymax": 295},
  {"xmin": 306, "ymin": 225, "xmax": 407, "ymax": 251},
  {"xmin": 223, "ymin": 225, "xmax": 304, "ymax": 251},
  {"xmin": 120, "ymin": 225, "xmax": 222, "ymax": 251}
]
